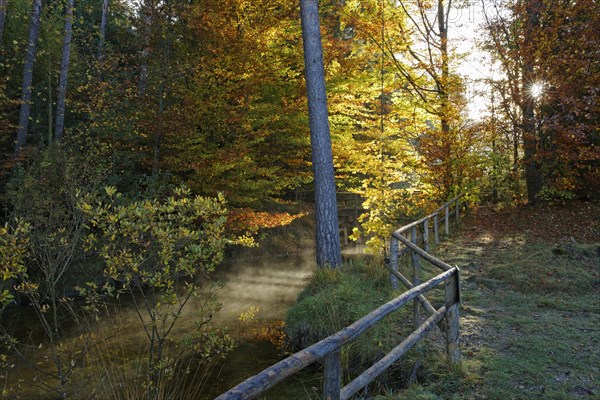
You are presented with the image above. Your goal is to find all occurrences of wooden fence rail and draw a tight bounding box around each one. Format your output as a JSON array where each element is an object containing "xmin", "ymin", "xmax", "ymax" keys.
[
  {"xmin": 214, "ymin": 196, "xmax": 464, "ymax": 400},
  {"xmin": 388, "ymin": 195, "xmax": 462, "ymax": 353}
]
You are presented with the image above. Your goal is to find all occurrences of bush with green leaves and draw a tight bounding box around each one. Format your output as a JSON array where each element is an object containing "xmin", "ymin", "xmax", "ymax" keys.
[{"xmin": 79, "ymin": 186, "xmax": 232, "ymax": 399}]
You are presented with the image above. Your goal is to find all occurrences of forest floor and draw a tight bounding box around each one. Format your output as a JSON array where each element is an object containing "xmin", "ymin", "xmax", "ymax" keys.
[{"xmin": 385, "ymin": 200, "xmax": 600, "ymax": 399}]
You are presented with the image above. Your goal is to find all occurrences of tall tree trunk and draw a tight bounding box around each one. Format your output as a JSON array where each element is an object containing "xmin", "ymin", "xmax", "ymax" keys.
[
  {"xmin": 15, "ymin": 0, "xmax": 42, "ymax": 155},
  {"xmin": 98, "ymin": 0, "xmax": 109, "ymax": 63},
  {"xmin": 300, "ymin": 0, "xmax": 342, "ymax": 268},
  {"xmin": 54, "ymin": 0, "xmax": 74, "ymax": 142},
  {"xmin": 438, "ymin": 0, "xmax": 453, "ymax": 197},
  {"xmin": 138, "ymin": 0, "xmax": 152, "ymax": 95},
  {"xmin": 0, "ymin": 0, "xmax": 7, "ymax": 46},
  {"xmin": 438, "ymin": 0, "xmax": 450, "ymax": 136},
  {"xmin": 522, "ymin": 1, "xmax": 542, "ymax": 203}
]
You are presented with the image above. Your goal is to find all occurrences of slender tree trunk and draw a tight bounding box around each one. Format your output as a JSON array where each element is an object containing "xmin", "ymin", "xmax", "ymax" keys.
[
  {"xmin": 300, "ymin": 0, "xmax": 342, "ymax": 268},
  {"xmin": 15, "ymin": 0, "xmax": 42, "ymax": 155},
  {"xmin": 98, "ymin": 0, "xmax": 109, "ymax": 63},
  {"xmin": 54, "ymin": 0, "xmax": 74, "ymax": 142},
  {"xmin": 0, "ymin": 0, "xmax": 7, "ymax": 46},
  {"xmin": 47, "ymin": 66, "xmax": 53, "ymax": 144},
  {"xmin": 522, "ymin": 1, "xmax": 542, "ymax": 203},
  {"xmin": 438, "ymin": 0, "xmax": 450, "ymax": 136},
  {"xmin": 438, "ymin": 0, "xmax": 453, "ymax": 197},
  {"xmin": 138, "ymin": 0, "xmax": 152, "ymax": 95},
  {"xmin": 152, "ymin": 29, "xmax": 169, "ymax": 177}
]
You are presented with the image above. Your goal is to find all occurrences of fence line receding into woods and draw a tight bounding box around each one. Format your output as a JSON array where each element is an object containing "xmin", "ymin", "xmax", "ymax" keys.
[{"xmin": 215, "ymin": 195, "xmax": 464, "ymax": 400}]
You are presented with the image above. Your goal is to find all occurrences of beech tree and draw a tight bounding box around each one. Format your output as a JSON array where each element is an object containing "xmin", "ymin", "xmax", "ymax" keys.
[
  {"xmin": 300, "ymin": 0, "xmax": 342, "ymax": 268},
  {"xmin": 391, "ymin": 0, "xmax": 464, "ymax": 199}
]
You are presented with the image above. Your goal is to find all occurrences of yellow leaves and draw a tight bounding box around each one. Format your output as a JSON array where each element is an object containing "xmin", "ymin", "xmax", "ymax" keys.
[
  {"xmin": 104, "ymin": 186, "xmax": 117, "ymax": 197},
  {"xmin": 238, "ymin": 305, "xmax": 260, "ymax": 322}
]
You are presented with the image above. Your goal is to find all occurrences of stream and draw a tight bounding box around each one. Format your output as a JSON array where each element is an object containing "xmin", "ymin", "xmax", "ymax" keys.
[{"xmin": 1, "ymin": 244, "xmax": 364, "ymax": 399}]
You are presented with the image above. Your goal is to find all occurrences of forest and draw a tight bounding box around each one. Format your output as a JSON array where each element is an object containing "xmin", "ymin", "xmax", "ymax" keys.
[{"xmin": 0, "ymin": 0, "xmax": 598, "ymax": 398}]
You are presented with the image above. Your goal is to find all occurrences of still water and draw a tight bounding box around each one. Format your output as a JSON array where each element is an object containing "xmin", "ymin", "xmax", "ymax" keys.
[
  {"xmin": 2, "ymin": 237, "xmax": 367, "ymax": 399},
  {"xmin": 1, "ymin": 250, "xmax": 322, "ymax": 399}
]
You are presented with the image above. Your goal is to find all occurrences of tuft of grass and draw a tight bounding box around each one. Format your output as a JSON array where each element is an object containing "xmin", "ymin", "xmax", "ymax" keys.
[{"xmin": 285, "ymin": 260, "xmax": 405, "ymax": 370}]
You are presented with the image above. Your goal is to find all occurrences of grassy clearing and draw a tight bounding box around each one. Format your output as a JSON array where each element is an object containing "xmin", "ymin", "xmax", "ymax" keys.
[{"xmin": 381, "ymin": 209, "xmax": 600, "ymax": 399}]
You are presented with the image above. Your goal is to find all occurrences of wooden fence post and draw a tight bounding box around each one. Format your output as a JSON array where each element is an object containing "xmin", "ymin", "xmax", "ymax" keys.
[
  {"xmin": 445, "ymin": 205, "xmax": 449, "ymax": 236},
  {"xmin": 411, "ymin": 226, "xmax": 421, "ymax": 328},
  {"xmin": 323, "ymin": 349, "xmax": 341, "ymax": 400},
  {"xmin": 444, "ymin": 269, "xmax": 461, "ymax": 364},
  {"xmin": 389, "ymin": 238, "xmax": 399, "ymax": 289},
  {"xmin": 434, "ymin": 214, "xmax": 439, "ymax": 244},
  {"xmin": 423, "ymin": 219, "xmax": 429, "ymax": 252}
]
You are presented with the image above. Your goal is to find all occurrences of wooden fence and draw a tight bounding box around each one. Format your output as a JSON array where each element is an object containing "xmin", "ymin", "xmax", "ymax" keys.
[
  {"xmin": 215, "ymin": 196, "xmax": 463, "ymax": 400},
  {"xmin": 387, "ymin": 195, "xmax": 462, "ymax": 333}
]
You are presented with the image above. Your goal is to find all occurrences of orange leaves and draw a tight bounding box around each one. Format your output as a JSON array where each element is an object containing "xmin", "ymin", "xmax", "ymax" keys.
[{"xmin": 226, "ymin": 208, "xmax": 307, "ymax": 235}]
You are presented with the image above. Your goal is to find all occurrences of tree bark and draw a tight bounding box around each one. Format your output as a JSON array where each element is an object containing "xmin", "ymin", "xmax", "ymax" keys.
[
  {"xmin": 54, "ymin": 0, "xmax": 74, "ymax": 142},
  {"xmin": 522, "ymin": 1, "xmax": 542, "ymax": 203},
  {"xmin": 15, "ymin": 0, "xmax": 42, "ymax": 155},
  {"xmin": 0, "ymin": 0, "xmax": 7, "ymax": 46},
  {"xmin": 138, "ymin": 0, "xmax": 152, "ymax": 95},
  {"xmin": 438, "ymin": 0, "xmax": 452, "ymax": 197},
  {"xmin": 98, "ymin": 0, "xmax": 109, "ymax": 63},
  {"xmin": 438, "ymin": 0, "xmax": 450, "ymax": 136},
  {"xmin": 300, "ymin": 0, "xmax": 342, "ymax": 268}
]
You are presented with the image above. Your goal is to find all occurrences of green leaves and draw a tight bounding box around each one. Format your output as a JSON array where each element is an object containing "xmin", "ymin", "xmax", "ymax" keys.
[
  {"xmin": 0, "ymin": 220, "xmax": 31, "ymax": 308},
  {"xmin": 80, "ymin": 187, "xmax": 227, "ymax": 287}
]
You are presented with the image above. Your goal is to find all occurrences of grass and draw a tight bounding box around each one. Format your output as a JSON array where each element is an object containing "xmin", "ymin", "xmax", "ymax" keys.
[
  {"xmin": 284, "ymin": 203, "xmax": 599, "ymax": 399},
  {"xmin": 285, "ymin": 260, "xmax": 405, "ymax": 369},
  {"xmin": 378, "ymin": 211, "xmax": 600, "ymax": 399}
]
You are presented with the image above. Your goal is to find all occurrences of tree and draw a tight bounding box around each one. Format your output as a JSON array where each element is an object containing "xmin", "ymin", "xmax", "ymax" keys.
[
  {"xmin": 54, "ymin": 0, "xmax": 74, "ymax": 141},
  {"xmin": 390, "ymin": 0, "xmax": 467, "ymax": 199},
  {"xmin": 482, "ymin": 0, "xmax": 600, "ymax": 202},
  {"xmin": 0, "ymin": 0, "xmax": 6, "ymax": 46},
  {"xmin": 15, "ymin": 0, "xmax": 42, "ymax": 155},
  {"xmin": 300, "ymin": 0, "xmax": 342, "ymax": 268},
  {"xmin": 97, "ymin": 0, "xmax": 109, "ymax": 62}
]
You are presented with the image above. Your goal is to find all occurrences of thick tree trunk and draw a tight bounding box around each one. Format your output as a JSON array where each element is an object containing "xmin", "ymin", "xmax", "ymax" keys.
[
  {"xmin": 300, "ymin": 0, "xmax": 342, "ymax": 268},
  {"xmin": 0, "ymin": 0, "xmax": 7, "ymax": 46},
  {"xmin": 98, "ymin": 0, "xmax": 109, "ymax": 62},
  {"xmin": 15, "ymin": 0, "xmax": 42, "ymax": 155},
  {"xmin": 54, "ymin": 0, "xmax": 74, "ymax": 142}
]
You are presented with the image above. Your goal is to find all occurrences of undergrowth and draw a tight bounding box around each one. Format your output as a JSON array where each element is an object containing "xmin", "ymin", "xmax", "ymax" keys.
[{"xmin": 284, "ymin": 259, "xmax": 447, "ymax": 393}]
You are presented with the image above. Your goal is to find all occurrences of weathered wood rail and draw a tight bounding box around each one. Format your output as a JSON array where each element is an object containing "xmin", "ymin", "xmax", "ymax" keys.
[
  {"xmin": 388, "ymin": 195, "xmax": 462, "ymax": 326},
  {"xmin": 215, "ymin": 196, "xmax": 463, "ymax": 400}
]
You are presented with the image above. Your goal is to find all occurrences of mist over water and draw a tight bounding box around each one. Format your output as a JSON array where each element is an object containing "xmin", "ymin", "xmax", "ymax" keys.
[{"xmin": 213, "ymin": 251, "xmax": 316, "ymax": 323}]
